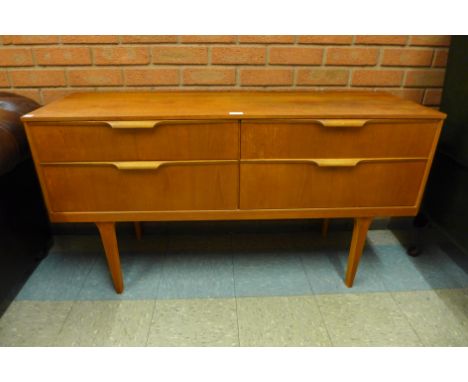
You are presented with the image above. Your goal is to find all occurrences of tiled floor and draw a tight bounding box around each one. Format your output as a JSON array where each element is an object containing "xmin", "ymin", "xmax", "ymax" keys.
[{"xmin": 1, "ymin": 226, "xmax": 468, "ymax": 346}]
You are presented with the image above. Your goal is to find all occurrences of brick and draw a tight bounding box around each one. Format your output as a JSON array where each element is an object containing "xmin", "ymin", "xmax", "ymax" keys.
[
  {"xmin": 95, "ymin": 87, "xmax": 154, "ymax": 93},
  {"xmin": 355, "ymin": 36, "xmax": 408, "ymax": 45},
  {"xmin": 326, "ymin": 87, "xmax": 376, "ymax": 92},
  {"xmin": 269, "ymin": 47, "xmax": 323, "ymax": 65},
  {"xmin": 121, "ymin": 35, "xmax": 178, "ymax": 43},
  {"xmin": 94, "ymin": 47, "xmax": 150, "ymax": 65},
  {"xmin": 125, "ymin": 68, "xmax": 179, "ymax": 86},
  {"xmin": 35, "ymin": 47, "xmax": 91, "ymax": 66},
  {"xmin": 376, "ymin": 88, "xmax": 424, "ymax": 103},
  {"xmin": 423, "ymin": 88, "xmax": 443, "ymax": 105},
  {"xmin": 0, "ymin": 71, "xmax": 9, "ymax": 87},
  {"xmin": 183, "ymin": 68, "xmax": 236, "ymax": 85},
  {"xmin": 181, "ymin": 35, "xmax": 236, "ymax": 43},
  {"xmin": 297, "ymin": 69, "xmax": 349, "ymax": 86},
  {"xmin": 10, "ymin": 69, "xmax": 66, "ymax": 87},
  {"xmin": 68, "ymin": 69, "xmax": 123, "ymax": 86},
  {"xmin": 410, "ymin": 36, "xmax": 451, "ymax": 47},
  {"xmin": 327, "ymin": 47, "xmax": 379, "ymax": 66},
  {"xmin": 0, "ymin": 48, "xmax": 33, "ymax": 66},
  {"xmin": 382, "ymin": 48, "xmax": 433, "ymax": 67},
  {"xmin": 2, "ymin": 35, "xmax": 59, "ymax": 45},
  {"xmin": 240, "ymin": 69, "xmax": 293, "ymax": 86},
  {"xmin": 297, "ymin": 36, "xmax": 353, "ymax": 44},
  {"xmin": 405, "ymin": 69, "xmax": 445, "ymax": 87},
  {"xmin": 238, "ymin": 35, "xmax": 295, "ymax": 44},
  {"xmin": 433, "ymin": 50, "xmax": 448, "ymax": 67},
  {"xmin": 212, "ymin": 47, "xmax": 265, "ymax": 65},
  {"xmin": 61, "ymin": 35, "xmax": 119, "ymax": 44},
  {"xmin": 8, "ymin": 89, "xmax": 41, "ymax": 103},
  {"xmin": 41, "ymin": 88, "xmax": 95, "ymax": 104},
  {"xmin": 152, "ymin": 47, "xmax": 208, "ymax": 64},
  {"xmin": 352, "ymin": 70, "xmax": 403, "ymax": 87}
]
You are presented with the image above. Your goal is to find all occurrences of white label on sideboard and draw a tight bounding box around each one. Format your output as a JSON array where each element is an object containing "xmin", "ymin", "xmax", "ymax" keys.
[{"xmin": 229, "ymin": 111, "xmax": 244, "ymax": 115}]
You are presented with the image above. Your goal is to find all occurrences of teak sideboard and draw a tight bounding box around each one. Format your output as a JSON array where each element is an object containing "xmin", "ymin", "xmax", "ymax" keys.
[{"xmin": 22, "ymin": 91, "xmax": 446, "ymax": 293}]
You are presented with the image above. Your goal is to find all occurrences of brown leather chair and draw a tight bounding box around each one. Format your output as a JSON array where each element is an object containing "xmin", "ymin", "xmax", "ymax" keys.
[{"xmin": 0, "ymin": 92, "xmax": 52, "ymax": 316}]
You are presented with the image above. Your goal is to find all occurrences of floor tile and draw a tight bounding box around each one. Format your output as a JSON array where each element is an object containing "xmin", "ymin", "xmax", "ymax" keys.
[
  {"xmin": 50, "ymin": 235, "xmax": 102, "ymax": 253},
  {"xmin": 77, "ymin": 251, "xmax": 165, "ymax": 300},
  {"xmin": 300, "ymin": 243, "xmax": 387, "ymax": 294},
  {"xmin": 372, "ymin": 242, "xmax": 468, "ymax": 291},
  {"xmin": 410, "ymin": 244, "xmax": 468, "ymax": 289},
  {"xmin": 232, "ymin": 233, "xmax": 312, "ymax": 297},
  {"xmin": 367, "ymin": 229, "xmax": 401, "ymax": 246},
  {"xmin": 55, "ymin": 300, "xmax": 154, "ymax": 346},
  {"xmin": 16, "ymin": 250, "xmax": 96, "ymax": 301},
  {"xmin": 147, "ymin": 298, "xmax": 239, "ymax": 346},
  {"xmin": 391, "ymin": 289, "xmax": 468, "ymax": 346},
  {"xmin": 0, "ymin": 301, "xmax": 73, "ymax": 346},
  {"xmin": 158, "ymin": 235, "xmax": 235, "ymax": 299},
  {"xmin": 316, "ymin": 292, "xmax": 422, "ymax": 346},
  {"xmin": 237, "ymin": 296, "xmax": 331, "ymax": 346}
]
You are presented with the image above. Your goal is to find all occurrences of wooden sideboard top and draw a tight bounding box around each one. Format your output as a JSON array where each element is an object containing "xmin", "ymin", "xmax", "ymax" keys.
[{"xmin": 23, "ymin": 91, "xmax": 446, "ymax": 122}]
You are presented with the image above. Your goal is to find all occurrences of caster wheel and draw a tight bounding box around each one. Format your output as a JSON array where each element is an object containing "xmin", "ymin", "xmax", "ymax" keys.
[
  {"xmin": 413, "ymin": 213, "xmax": 429, "ymax": 228},
  {"xmin": 407, "ymin": 245, "xmax": 422, "ymax": 257}
]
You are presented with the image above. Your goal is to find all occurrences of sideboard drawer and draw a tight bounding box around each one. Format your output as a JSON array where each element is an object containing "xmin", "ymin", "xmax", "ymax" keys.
[
  {"xmin": 27, "ymin": 120, "xmax": 239, "ymax": 162},
  {"xmin": 241, "ymin": 119, "xmax": 438, "ymax": 159},
  {"xmin": 41, "ymin": 161, "xmax": 238, "ymax": 212},
  {"xmin": 240, "ymin": 159, "xmax": 427, "ymax": 209}
]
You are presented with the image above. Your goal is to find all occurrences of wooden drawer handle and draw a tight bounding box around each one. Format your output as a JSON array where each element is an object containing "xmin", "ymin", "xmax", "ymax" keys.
[
  {"xmin": 312, "ymin": 159, "xmax": 360, "ymax": 167},
  {"xmin": 316, "ymin": 119, "xmax": 369, "ymax": 128},
  {"xmin": 104, "ymin": 120, "xmax": 233, "ymax": 129},
  {"xmin": 43, "ymin": 160, "xmax": 237, "ymax": 171},
  {"xmin": 242, "ymin": 157, "xmax": 427, "ymax": 168},
  {"xmin": 105, "ymin": 121, "xmax": 162, "ymax": 129}
]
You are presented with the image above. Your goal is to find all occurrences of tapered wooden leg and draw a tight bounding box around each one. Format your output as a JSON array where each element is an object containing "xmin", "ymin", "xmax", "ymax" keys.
[
  {"xmin": 345, "ymin": 217, "xmax": 372, "ymax": 288},
  {"xmin": 134, "ymin": 222, "xmax": 143, "ymax": 240},
  {"xmin": 96, "ymin": 222, "xmax": 124, "ymax": 294},
  {"xmin": 321, "ymin": 218, "xmax": 329, "ymax": 238}
]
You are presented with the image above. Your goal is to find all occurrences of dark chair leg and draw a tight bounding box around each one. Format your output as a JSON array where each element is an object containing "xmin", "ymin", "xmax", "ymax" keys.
[{"xmin": 406, "ymin": 213, "xmax": 429, "ymax": 257}]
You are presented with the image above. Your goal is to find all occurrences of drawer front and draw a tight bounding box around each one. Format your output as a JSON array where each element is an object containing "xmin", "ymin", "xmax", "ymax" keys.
[
  {"xmin": 240, "ymin": 159, "xmax": 427, "ymax": 209},
  {"xmin": 241, "ymin": 119, "xmax": 438, "ymax": 159},
  {"xmin": 27, "ymin": 120, "xmax": 239, "ymax": 162},
  {"xmin": 41, "ymin": 161, "xmax": 238, "ymax": 212}
]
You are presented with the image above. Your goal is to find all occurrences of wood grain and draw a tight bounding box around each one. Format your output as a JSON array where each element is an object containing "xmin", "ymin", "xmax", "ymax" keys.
[
  {"xmin": 22, "ymin": 90, "xmax": 446, "ymax": 292},
  {"xmin": 22, "ymin": 91, "xmax": 445, "ymax": 121},
  {"xmin": 27, "ymin": 120, "xmax": 239, "ymax": 162},
  {"xmin": 242, "ymin": 119, "xmax": 438, "ymax": 159},
  {"xmin": 345, "ymin": 217, "xmax": 372, "ymax": 287},
  {"xmin": 41, "ymin": 162, "xmax": 239, "ymax": 212},
  {"xmin": 240, "ymin": 160, "xmax": 427, "ymax": 209},
  {"xmin": 96, "ymin": 222, "xmax": 124, "ymax": 293}
]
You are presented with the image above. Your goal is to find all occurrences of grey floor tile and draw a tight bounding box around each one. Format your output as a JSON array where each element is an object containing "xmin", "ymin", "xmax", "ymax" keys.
[
  {"xmin": 55, "ymin": 300, "xmax": 154, "ymax": 346},
  {"xmin": 77, "ymin": 234, "xmax": 167, "ymax": 300},
  {"xmin": 391, "ymin": 289, "xmax": 468, "ymax": 346},
  {"xmin": 16, "ymin": 250, "xmax": 96, "ymax": 301},
  {"xmin": 233, "ymin": 233, "xmax": 312, "ymax": 297},
  {"xmin": 301, "ymin": 244, "xmax": 387, "ymax": 294},
  {"xmin": 237, "ymin": 296, "xmax": 331, "ymax": 346},
  {"xmin": 0, "ymin": 301, "xmax": 73, "ymax": 346},
  {"xmin": 50, "ymin": 235, "xmax": 102, "ymax": 253},
  {"xmin": 372, "ymin": 241, "xmax": 468, "ymax": 291},
  {"xmin": 370, "ymin": 245, "xmax": 437, "ymax": 291},
  {"xmin": 158, "ymin": 234, "xmax": 235, "ymax": 299},
  {"xmin": 367, "ymin": 229, "xmax": 401, "ymax": 246},
  {"xmin": 77, "ymin": 252, "xmax": 165, "ymax": 300},
  {"xmin": 316, "ymin": 292, "xmax": 422, "ymax": 346},
  {"xmin": 410, "ymin": 244, "xmax": 468, "ymax": 289},
  {"xmin": 147, "ymin": 298, "xmax": 239, "ymax": 346}
]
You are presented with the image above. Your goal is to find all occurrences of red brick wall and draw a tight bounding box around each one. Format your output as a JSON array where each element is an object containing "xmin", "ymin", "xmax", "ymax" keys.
[{"xmin": 0, "ymin": 35, "xmax": 450, "ymax": 106}]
